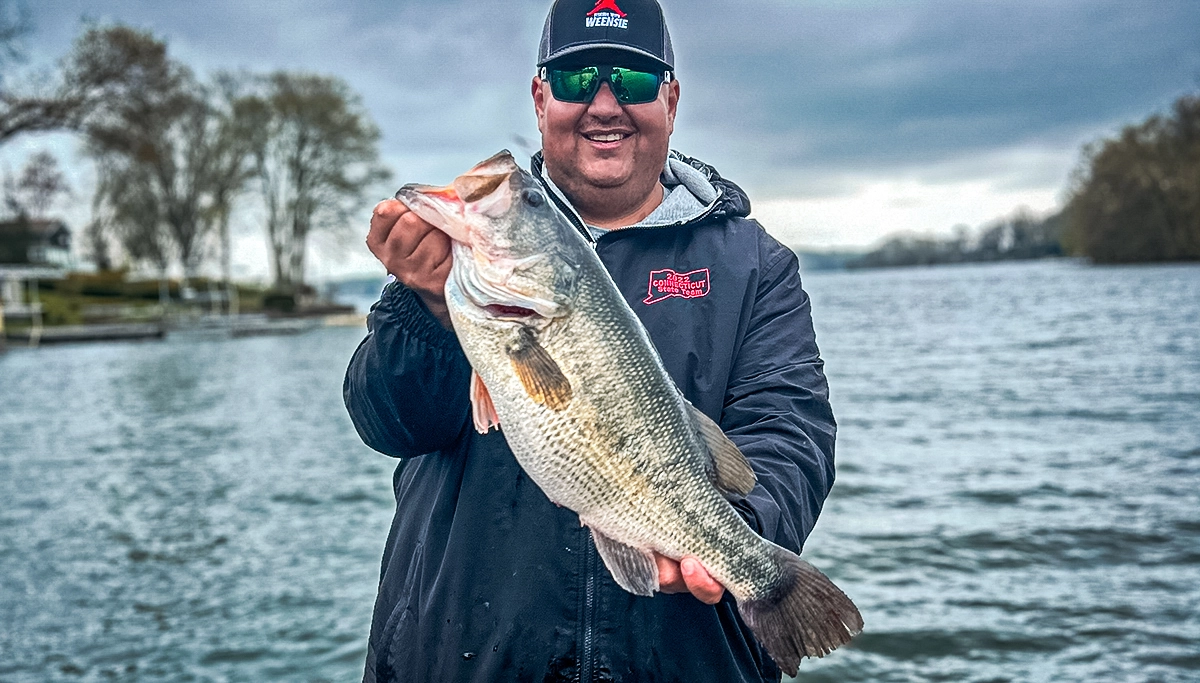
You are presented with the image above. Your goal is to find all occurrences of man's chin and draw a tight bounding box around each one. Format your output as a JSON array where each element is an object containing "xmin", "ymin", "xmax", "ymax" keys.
[{"xmin": 574, "ymin": 164, "xmax": 635, "ymax": 190}]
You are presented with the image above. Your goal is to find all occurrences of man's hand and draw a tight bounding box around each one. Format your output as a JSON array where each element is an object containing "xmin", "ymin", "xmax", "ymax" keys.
[
  {"xmin": 367, "ymin": 199, "xmax": 453, "ymax": 328},
  {"xmin": 655, "ymin": 553, "xmax": 725, "ymax": 605}
]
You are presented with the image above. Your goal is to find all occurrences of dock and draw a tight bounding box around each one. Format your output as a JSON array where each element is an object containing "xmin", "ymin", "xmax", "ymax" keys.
[
  {"xmin": 4, "ymin": 323, "xmax": 166, "ymax": 346},
  {"xmin": 3, "ymin": 310, "xmax": 362, "ymax": 348}
]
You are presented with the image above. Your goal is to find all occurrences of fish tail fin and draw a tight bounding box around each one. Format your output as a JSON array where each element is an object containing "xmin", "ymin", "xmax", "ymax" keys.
[{"xmin": 737, "ymin": 545, "xmax": 863, "ymax": 676}]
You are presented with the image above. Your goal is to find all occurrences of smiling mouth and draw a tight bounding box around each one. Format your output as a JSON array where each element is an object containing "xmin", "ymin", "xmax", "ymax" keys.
[{"xmin": 583, "ymin": 132, "xmax": 630, "ymax": 142}]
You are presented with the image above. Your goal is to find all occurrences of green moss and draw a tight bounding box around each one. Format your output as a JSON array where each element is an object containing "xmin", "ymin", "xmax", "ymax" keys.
[{"xmin": 36, "ymin": 293, "xmax": 83, "ymax": 326}]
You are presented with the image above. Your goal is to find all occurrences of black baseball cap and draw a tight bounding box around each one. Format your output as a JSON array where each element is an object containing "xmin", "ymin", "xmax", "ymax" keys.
[{"xmin": 537, "ymin": 0, "xmax": 675, "ymax": 70}]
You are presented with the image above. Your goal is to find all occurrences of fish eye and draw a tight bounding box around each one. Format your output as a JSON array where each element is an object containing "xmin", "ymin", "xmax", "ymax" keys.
[{"xmin": 521, "ymin": 189, "xmax": 545, "ymax": 207}]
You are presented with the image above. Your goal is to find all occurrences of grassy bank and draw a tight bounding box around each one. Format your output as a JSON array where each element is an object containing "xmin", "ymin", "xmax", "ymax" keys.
[{"xmin": 11, "ymin": 270, "xmax": 342, "ymax": 329}]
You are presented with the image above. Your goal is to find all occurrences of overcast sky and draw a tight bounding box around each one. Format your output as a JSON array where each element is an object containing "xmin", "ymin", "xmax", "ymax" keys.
[{"xmin": 6, "ymin": 0, "xmax": 1199, "ymax": 280}]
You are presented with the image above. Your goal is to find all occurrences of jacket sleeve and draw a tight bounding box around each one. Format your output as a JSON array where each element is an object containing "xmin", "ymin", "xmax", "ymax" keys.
[
  {"xmin": 343, "ymin": 281, "xmax": 473, "ymax": 458},
  {"xmin": 722, "ymin": 242, "xmax": 837, "ymax": 555}
]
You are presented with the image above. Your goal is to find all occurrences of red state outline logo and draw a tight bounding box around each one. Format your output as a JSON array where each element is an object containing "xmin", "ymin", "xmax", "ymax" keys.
[
  {"xmin": 587, "ymin": 0, "xmax": 628, "ymax": 18},
  {"xmin": 643, "ymin": 268, "xmax": 711, "ymax": 305}
]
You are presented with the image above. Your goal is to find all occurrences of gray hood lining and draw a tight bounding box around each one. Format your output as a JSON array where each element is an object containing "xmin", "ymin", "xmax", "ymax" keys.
[
  {"xmin": 632, "ymin": 156, "xmax": 720, "ymax": 229},
  {"xmin": 536, "ymin": 154, "xmax": 722, "ymax": 237}
]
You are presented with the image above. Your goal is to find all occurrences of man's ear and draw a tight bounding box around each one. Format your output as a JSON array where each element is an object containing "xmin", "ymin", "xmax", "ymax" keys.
[
  {"xmin": 532, "ymin": 76, "xmax": 548, "ymax": 134},
  {"xmin": 665, "ymin": 78, "xmax": 680, "ymax": 136}
]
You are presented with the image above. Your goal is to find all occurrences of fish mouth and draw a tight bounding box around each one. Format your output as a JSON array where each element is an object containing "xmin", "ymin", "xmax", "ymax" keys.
[
  {"xmin": 450, "ymin": 242, "xmax": 565, "ymax": 322},
  {"xmin": 394, "ymin": 151, "xmax": 521, "ymax": 240},
  {"xmin": 484, "ymin": 304, "xmax": 540, "ymax": 319},
  {"xmin": 395, "ymin": 184, "xmax": 471, "ymax": 243}
]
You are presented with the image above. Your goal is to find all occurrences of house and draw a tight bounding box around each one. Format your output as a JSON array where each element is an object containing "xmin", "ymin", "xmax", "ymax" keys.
[
  {"xmin": 1, "ymin": 218, "xmax": 70, "ymax": 339},
  {"xmin": 0, "ymin": 217, "xmax": 72, "ymax": 268}
]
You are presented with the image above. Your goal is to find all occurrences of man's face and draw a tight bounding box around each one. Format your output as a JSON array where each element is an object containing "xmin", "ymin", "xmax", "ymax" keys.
[{"xmin": 532, "ymin": 58, "xmax": 680, "ymax": 217}]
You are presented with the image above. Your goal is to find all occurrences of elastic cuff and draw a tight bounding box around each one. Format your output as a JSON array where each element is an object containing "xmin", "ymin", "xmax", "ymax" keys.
[{"xmin": 370, "ymin": 281, "xmax": 457, "ymax": 349}]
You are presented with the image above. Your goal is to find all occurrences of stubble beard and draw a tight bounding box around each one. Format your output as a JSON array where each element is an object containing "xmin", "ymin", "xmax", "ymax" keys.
[{"xmin": 547, "ymin": 150, "xmax": 667, "ymax": 227}]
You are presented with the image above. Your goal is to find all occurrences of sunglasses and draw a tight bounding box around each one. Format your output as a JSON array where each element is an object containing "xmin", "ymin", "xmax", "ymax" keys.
[{"xmin": 541, "ymin": 65, "xmax": 672, "ymax": 105}]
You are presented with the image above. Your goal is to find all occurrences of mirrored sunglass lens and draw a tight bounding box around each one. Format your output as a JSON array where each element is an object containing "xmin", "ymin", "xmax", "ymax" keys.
[
  {"xmin": 610, "ymin": 68, "xmax": 661, "ymax": 103},
  {"xmin": 550, "ymin": 67, "xmax": 599, "ymax": 102}
]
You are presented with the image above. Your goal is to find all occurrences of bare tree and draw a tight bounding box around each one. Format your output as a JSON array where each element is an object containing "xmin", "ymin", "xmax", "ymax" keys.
[
  {"xmin": 79, "ymin": 26, "xmax": 261, "ymax": 282},
  {"xmin": 248, "ymin": 72, "xmax": 390, "ymax": 289},
  {"xmin": 0, "ymin": 21, "xmax": 174, "ymax": 145},
  {"xmin": 206, "ymin": 72, "xmax": 263, "ymax": 307},
  {"xmin": 92, "ymin": 156, "xmax": 171, "ymax": 276},
  {"xmin": 7, "ymin": 151, "xmax": 70, "ymax": 219},
  {"xmin": 0, "ymin": 0, "xmax": 29, "ymax": 77},
  {"xmin": 81, "ymin": 217, "xmax": 112, "ymax": 272}
]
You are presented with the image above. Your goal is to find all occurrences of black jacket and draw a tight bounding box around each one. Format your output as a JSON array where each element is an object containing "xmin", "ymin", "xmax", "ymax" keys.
[{"xmin": 343, "ymin": 153, "xmax": 837, "ymax": 683}]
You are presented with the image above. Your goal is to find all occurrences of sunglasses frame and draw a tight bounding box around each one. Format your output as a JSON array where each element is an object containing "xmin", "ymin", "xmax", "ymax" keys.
[{"xmin": 540, "ymin": 65, "xmax": 673, "ymax": 105}]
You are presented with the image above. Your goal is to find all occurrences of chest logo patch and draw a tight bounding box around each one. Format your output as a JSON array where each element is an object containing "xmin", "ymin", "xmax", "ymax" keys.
[{"xmin": 643, "ymin": 268, "xmax": 711, "ymax": 305}]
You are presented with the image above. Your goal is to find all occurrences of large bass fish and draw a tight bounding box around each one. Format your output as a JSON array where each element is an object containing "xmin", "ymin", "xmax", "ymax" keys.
[{"xmin": 396, "ymin": 150, "xmax": 861, "ymax": 675}]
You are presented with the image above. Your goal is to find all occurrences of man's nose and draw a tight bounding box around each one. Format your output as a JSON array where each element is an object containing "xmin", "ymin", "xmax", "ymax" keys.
[{"xmin": 586, "ymin": 81, "xmax": 623, "ymax": 116}]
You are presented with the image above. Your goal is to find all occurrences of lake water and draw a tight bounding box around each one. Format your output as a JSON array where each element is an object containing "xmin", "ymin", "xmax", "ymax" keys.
[{"xmin": 2, "ymin": 260, "xmax": 1198, "ymax": 682}]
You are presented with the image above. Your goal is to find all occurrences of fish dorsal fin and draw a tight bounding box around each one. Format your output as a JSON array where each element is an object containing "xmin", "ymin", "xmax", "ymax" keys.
[
  {"xmin": 470, "ymin": 370, "xmax": 501, "ymax": 434},
  {"xmin": 585, "ymin": 522, "xmax": 659, "ymax": 597},
  {"xmin": 684, "ymin": 399, "xmax": 756, "ymax": 499},
  {"xmin": 506, "ymin": 327, "xmax": 572, "ymax": 411}
]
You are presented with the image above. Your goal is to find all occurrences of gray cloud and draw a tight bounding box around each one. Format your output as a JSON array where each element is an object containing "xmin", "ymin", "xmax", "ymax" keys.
[
  {"xmin": 670, "ymin": 0, "xmax": 1200, "ymax": 193},
  {"xmin": 23, "ymin": 0, "xmax": 1200, "ymax": 201}
]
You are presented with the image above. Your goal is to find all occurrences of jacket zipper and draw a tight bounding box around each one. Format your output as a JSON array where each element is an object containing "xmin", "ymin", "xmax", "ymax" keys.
[
  {"xmin": 581, "ymin": 531, "xmax": 597, "ymax": 683},
  {"xmin": 600, "ymin": 200, "xmax": 725, "ymax": 235},
  {"xmin": 583, "ymin": 203, "xmax": 722, "ymax": 683}
]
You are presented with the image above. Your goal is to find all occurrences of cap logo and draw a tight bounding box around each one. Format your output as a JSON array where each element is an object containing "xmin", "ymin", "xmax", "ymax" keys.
[{"xmin": 585, "ymin": 0, "xmax": 629, "ymax": 29}]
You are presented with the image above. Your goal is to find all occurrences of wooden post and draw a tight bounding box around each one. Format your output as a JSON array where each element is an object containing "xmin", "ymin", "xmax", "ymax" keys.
[
  {"xmin": 28, "ymin": 277, "xmax": 42, "ymax": 348},
  {"xmin": 0, "ymin": 271, "xmax": 10, "ymax": 352}
]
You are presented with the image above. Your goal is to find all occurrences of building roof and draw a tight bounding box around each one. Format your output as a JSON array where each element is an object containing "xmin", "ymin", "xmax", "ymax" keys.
[
  {"xmin": 0, "ymin": 218, "xmax": 72, "ymax": 264},
  {"xmin": 0, "ymin": 218, "xmax": 70, "ymax": 242}
]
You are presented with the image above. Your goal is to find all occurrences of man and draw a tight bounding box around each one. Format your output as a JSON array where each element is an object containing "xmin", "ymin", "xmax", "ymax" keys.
[{"xmin": 344, "ymin": 1, "xmax": 837, "ymax": 680}]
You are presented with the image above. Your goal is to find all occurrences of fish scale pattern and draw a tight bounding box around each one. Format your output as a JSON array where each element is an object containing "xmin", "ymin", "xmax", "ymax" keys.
[{"xmin": 449, "ymin": 231, "xmax": 777, "ymax": 601}]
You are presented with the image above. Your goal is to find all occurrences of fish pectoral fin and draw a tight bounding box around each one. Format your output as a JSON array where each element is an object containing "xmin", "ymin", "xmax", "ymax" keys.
[
  {"xmin": 685, "ymin": 400, "xmax": 757, "ymax": 499},
  {"xmin": 587, "ymin": 525, "xmax": 659, "ymax": 597},
  {"xmin": 506, "ymin": 327, "xmax": 572, "ymax": 411},
  {"xmin": 470, "ymin": 370, "xmax": 501, "ymax": 434}
]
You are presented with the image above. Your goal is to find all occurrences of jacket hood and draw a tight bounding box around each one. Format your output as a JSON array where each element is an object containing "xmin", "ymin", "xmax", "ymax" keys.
[{"xmin": 530, "ymin": 150, "xmax": 751, "ymax": 230}]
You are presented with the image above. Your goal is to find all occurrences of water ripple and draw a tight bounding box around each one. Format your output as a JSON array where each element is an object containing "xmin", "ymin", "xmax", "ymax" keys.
[{"xmin": 2, "ymin": 261, "xmax": 1198, "ymax": 681}]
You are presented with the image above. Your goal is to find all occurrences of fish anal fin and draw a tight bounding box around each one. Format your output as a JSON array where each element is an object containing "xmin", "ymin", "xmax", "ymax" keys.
[
  {"xmin": 506, "ymin": 327, "xmax": 572, "ymax": 411},
  {"xmin": 685, "ymin": 401, "xmax": 756, "ymax": 498},
  {"xmin": 587, "ymin": 525, "xmax": 659, "ymax": 597},
  {"xmin": 470, "ymin": 370, "xmax": 501, "ymax": 434}
]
